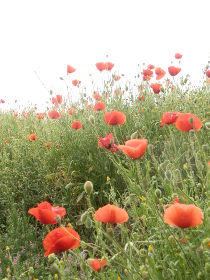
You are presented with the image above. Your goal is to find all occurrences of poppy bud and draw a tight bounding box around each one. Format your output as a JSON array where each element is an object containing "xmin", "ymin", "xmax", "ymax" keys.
[
  {"xmin": 131, "ymin": 131, "xmax": 139, "ymax": 139},
  {"xmin": 155, "ymin": 189, "xmax": 162, "ymax": 198},
  {"xmin": 48, "ymin": 253, "xmax": 57, "ymax": 264},
  {"xmin": 89, "ymin": 115, "xmax": 95, "ymax": 124},
  {"xmin": 84, "ymin": 181, "xmax": 93, "ymax": 194},
  {"xmin": 205, "ymin": 122, "xmax": 210, "ymax": 130}
]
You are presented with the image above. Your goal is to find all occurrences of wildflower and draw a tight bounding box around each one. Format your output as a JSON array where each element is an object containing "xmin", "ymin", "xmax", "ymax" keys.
[
  {"xmin": 71, "ymin": 121, "xmax": 83, "ymax": 130},
  {"xmin": 96, "ymin": 62, "xmax": 105, "ymax": 72},
  {"xmin": 72, "ymin": 79, "xmax": 79, "ymax": 86},
  {"xmin": 28, "ymin": 134, "xmax": 37, "ymax": 141},
  {"xmin": 68, "ymin": 108, "xmax": 76, "ymax": 116},
  {"xmin": 107, "ymin": 176, "xmax": 110, "ymax": 181},
  {"xmin": 150, "ymin": 83, "xmax": 162, "ymax": 94},
  {"xmin": 175, "ymin": 53, "xmax": 182, "ymax": 59},
  {"xmin": 183, "ymin": 163, "xmax": 187, "ymax": 170},
  {"xmin": 37, "ymin": 112, "xmax": 46, "ymax": 120},
  {"xmin": 48, "ymin": 110, "xmax": 60, "ymax": 120},
  {"xmin": 88, "ymin": 259, "xmax": 107, "ymax": 271},
  {"xmin": 28, "ymin": 201, "xmax": 66, "ymax": 224},
  {"xmin": 118, "ymin": 139, "xmax": 148, "ymax": 159},
  {"xmin": 43, "ymin": 227, "xmax": 80, "ymax": 256},
  {"xmin": 67, "ymin": 65, "xmax": 76, "ymax": 74},
  {"xmin": 175, "ymin": 113, "xmax": 202, "ymax": 132},
  {"xmin": 148, "ymin": 245, "xmax": 153, "ymax": 251},
  {"xmin": 93, "ymin": 92, "xmax": 102, "ymax": 100},
  {"xmin": 206, "ymin": 69, "xmax": 210, "ymax": 78},
  {"xmin": 155, "ymin": 67, "xmax": 166, "ymax": 80},
  {"xmin": 113, "ymin": 74, "xmax": 121, "ymax": 81},
  {"xmin": 94, "ymin": 101, "xmax": 106, "ymax": 111},
  {"xmin": 160, "ymin": 112, "xmax": 181, "ymax": 126},
  {"xmin": 94, "ymin": 204, "xmax": 129, "ymax": 224},
  {"xmin": 45, "ymin": 142, "xmax": 51, "ymax": 148},
  {"xmin": 168, "ymin": 66, "xmax": 181, "ymax": 76},
  {"xmin": 104, "ymin": 110, "xmax": 126, "ymax": 126},
  {"xmin": 164, "ymin": 203, "xmax": 203, "ymax": 228},
  {"xmin": 138, "ymin": 95, "xmax": 145, "ymax": 101},
  {"xmin": 104, "ymin": 62, "xmax": 114, "ymax": 71},
  {"xmin": 143, "ymin": 69, "xmax": 153, "ymax": 81},
  {"xmin": 98, "ymin": 133, "xmax": 119, "ymax": 153},
  {"xmin": 52, "ymin": 95, "xmax": 62, "ymax": 105},
  {"xmin": 141, "ymin": 196, "xmax": 146, "ymax": 202},
  {"xmin": 173, "ymin": 196, "xmax": 186, "ymax": 203}
]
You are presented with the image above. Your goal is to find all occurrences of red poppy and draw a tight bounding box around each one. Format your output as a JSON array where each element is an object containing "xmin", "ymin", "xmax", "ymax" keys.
[
  {"xmin": 43, "ymin": 227, "xmax": 80, "ymax": 256},
  {"xmin": 68, "ymin": 108, "xmax": 76, "ymax": 116},
  {"xmin": 175, "ymin": 53, "xmax": 182, "ymax": 59},
  {"xmin": 37, "ymin": 113, "xmax": 46, "ymax": 120},
  {"xmin": 104, "ymin": 62, "xmax": 114, "ymax": 71},
  {"xmin": 138, "ymin": 95, "xmax": 145, "ymax": 101},
  {"xmin": 96, "ymin": 62, "xmax": 105, "ymax": 72},
  {"xmin": 13, "ymin": 112, "xmax": 18, "ymax": 119},
  {"xmin": 48, "ymin": 110, "xmax": 60, "ymax": 120},
  {"xmin": 118, "ymin": 139, "xmax": 148, "ymax": 159},
  {"xmin": 104, "ymin": 110, "xmax": 126, "ymax": 126},
  {"xmin": 168, "ymin": 66, "xmax": 181, "ymax": 76},
  {"xmin": 72, "ymin": 79, "xmax": 79, "ymax": 86},
  {"xmin": 52, "ymin": 95, "xmax": 62, "ymax": 105},
  {"xmin": 28, "ymin": 134, "xmax": 37, "ymax": 141},
  {"xmin": 175, "ymin": 113, "xmax": 202, "ymax": 132},
  {"xmin": 147, "ymin": 64, "xmax": 155, "ymax": 70},
  {"xmin": 173, "ymin": 197, "xmax": 186, "ymax": 204},
  {"xmin": 143, "ymin": 69, "xmax": 153, "ymax": 81},
  {"xmin": 206, "ymin": 69, "xmax": 210, "ymax": 78},
  {"xmin": 71, "ymin": 121, "xmax": 82, "ymax": 130},
  {"xmin": 93, "ymin": 92, "xmax": 102, "ymax": 100},
  {"xmin": 94, "ymin": 204, "xmax": 129, "ymax": 224},
  {"xmin": 113, "ymin": 74, "xmax": 121, "ymax": 81},
  {"xmin": 88, "ymin": 259, "xmax": 107, "ymax": 271},
  {"xmin": 28, "ymin": 201, "xmax": 66, "ymax": 224},
  {"xmin": 94, "ymin": 101, "xmax": 106, "ymax": 111},
  {"xmin": 67, "ymin": 65, "xmax": 76, "ymax": 74},
  {"xmin": 150, "ymin": 83, "xmax": 162, "ymax": 94},
  {"xmin": 45, "ymin": 142, "xmax": 51, "ymax": 148},
  {"xmin": 0, "ymin": 99, "xmax": 5, "ymax": 103},
  {"xmin": 164, "ymin": 203, "xmax": 203, "ymax": 228},
  {"xmin": 155, "ymin": 68, "xmax": 166, "ymax": 80},
  {"xmin": 98, "ymin": 133, "xmax": 118, "ymax": 153},
  {"xmin": 160, "ymin": 112, "xmax": 181, "ymax": 126}
]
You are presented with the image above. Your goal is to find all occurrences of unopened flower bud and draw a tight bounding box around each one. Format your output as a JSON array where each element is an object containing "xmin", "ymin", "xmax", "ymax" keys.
[
  {"xmin": 84, "ymin": 181, "xmax": 93, "ymax": 194},
  {"xmin": 155, "ymin": 189, "xmax": 162, "ymax": 198}
]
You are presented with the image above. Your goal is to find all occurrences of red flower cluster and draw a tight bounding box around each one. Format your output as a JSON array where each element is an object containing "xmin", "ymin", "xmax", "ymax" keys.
[{"xmin": 96, "ymin": 62, "xmax": 114, "ymax": 71}]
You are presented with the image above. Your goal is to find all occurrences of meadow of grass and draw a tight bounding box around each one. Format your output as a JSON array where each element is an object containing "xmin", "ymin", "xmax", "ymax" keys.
[{"xmin": 0, "ymin": 65, "xmax": 209, "ymax": 280}]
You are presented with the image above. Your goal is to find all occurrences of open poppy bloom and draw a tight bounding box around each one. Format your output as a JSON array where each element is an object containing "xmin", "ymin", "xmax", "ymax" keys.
[
  {"xmin": 43, "ymin": 227, "xmax": 80, "ymax": 256},
  {"xmin": 150, "ymin": 83, "xmax": 162, "ymax": 94},
  {"xmin": 68, "ymin": 108, "xmax": 76, "ymax": 116},
  {"xmin": 143, "ymin": 69, "xmax": 153, "ymax": 81},
  {"xmin": 206, "ymin": 69, "xmax": 210, "ymax": 78},
  {"xmin": 155, "ymin": 67, "xmax": 166, "ymax": 80},
  {"xmin": 71, "ymin": 121, "xmax": 82, "ymax": 130},
  {"xmin": 96, "ymin": 62, "xmax": 105, "ymax": 72},
  {"xmin": 52, "ymin": 95, "xmax": 62, "ymax": 105},
  {"xmin": 37, "ymin": 112, "xmax": 46, "ymax": 120},
  {"xmin": 104, "ymin": 62, "xmax": 114, "ymax": 71},
  {"xmin": 94, "ymin": 204, "xmax": 129, "ymax": 224},
  {"xmin": 72, "ymin": 79, "xmax": 80, "ymax": 86},
  {"xmin": 67, "ymin": 65, "xmax": 76, "ymax": 74},
  {"xmin": 175, "ymin": 113, "xmax": 202, "ymax": 132},
  {"xmin": 160, "ymin": 112, "xmax": 181, "ymax": 126},
  {"xmin": 28, "ymin": 134, "xmax": 37, "ymax": 141},
  {"xmin": 164, "ymin": 203, "xmax": 203, "ymax": 228},
  {"xmin": 94, "ymin": 101, "xmax": 106, "ymax": 111},
  {"xmin": 175, "ymin": 53, "xmax": 182, "ymax": 59},
  {"xmin": 118, "ymin": 139, "xmax": 148, "ymax": 159},
  {"xmin": 98, "ymin": 133, "xmax": 118, "ymax": 153},
  {"xmin": 168, "ymin": 66, "xmax": 181, "ymax": 76},
  {"xmin": 48, "ymin": 110, "xmax": 60, "ymax": 119},
  {"xmin": 93, "ymin": 92, "xmax": 102, "ymax": 100},
  {"xmin": 88, "ymin": 259, "xmax": 107, "ymax": 271},
  {"xmin": 28, "ymin": 201, "xmax": 66, "ymax": 224},
  {"xmin": 104, "ymin": 110, "xmax": 126, "ymax": 126}
]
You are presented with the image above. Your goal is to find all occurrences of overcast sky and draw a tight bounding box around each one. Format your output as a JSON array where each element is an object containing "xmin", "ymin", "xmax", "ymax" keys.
[{"xmin": 0, "ymin": 0, "xmax": 209, "ymax": 110}]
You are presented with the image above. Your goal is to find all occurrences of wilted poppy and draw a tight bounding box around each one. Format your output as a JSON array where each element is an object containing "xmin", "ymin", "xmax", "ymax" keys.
[
  {"xmin": 98, "ymin": 133, "xmax": 118, "ymax": 153},
  {"xmin": 150, "ymin": 83, "xmax": 162, "ymax": 94},
  {"xmin": 104, "ymin": 62, "xmax": 114, "ymax": 71},
  {"xmin": 94, "ymin": 204, "xmax": 129, "ymax": 224},
  {"xmin": 155, "ymin": 68, "xmax": 166, "ymax": 80},
  {"xmin": 160, "ymin": 112, "xmax": 181, "ymax": 126},
  {"xmin": 168, "ymin": 66, "xmax": 181, "ymax": 76},
  {"xmin": 68, "ymin": 108, "xmax": 76, "ymax": 116},
  {"xmin": 94, "ymin": 101, "xmax": 106, "ymax": 111},
  {"xmin": 28, "ymin": 201, "xmax": 66, "ymax": 224},
  {"xmin": 96, "ymin": 62, "xmax": 105, "ymax": 72},
  {"xmin": 175, "ymin": 113, "xmax": 202, "ymax": 132},
  {"xmin": 104, "ymin": 110, "xmax": 126, "ymax": 126},
  {"xmin": 164, "ymin": 203, "xmax": 203, "ymax": 228},
  {"xmin": 67, "ymin": 65, "xmax": 76, "ymax": 74},
  {"xmin": 206, "ymin": 69, "xmax": 210, "ymax": 78},
  {"xmin": 72, "ymin": 121, "xmax": 83, "ymax": 130},
  {"xmin": 72, "ymin": 80, "xmax": 79, "ymax": 86},
  {"xmin": 175, "ymin": 53, "xmax": 182, "ymax": 59},
  {"xmin": 48, "ymin": 110, "xmax": 60, "ymax": 120},
  {"xmin": 43, "ymin": 227, "xmax": 80, "ymax": 256},
  {"xmin": 28, "ymin": 134, "xmax": 37, "ymax": 141},
  {"xmin": 88, "ymin": 259, "xmax": 107, "ymax": 271},
  {"xmin": 118, "ymin": 139, "xmax": 148, "ymax": 159}
]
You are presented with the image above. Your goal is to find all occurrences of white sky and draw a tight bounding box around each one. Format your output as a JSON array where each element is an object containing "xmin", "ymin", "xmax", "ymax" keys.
[{"xmin": 0, "ymin": 0, "xmax": 209, "ymax": 111}]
